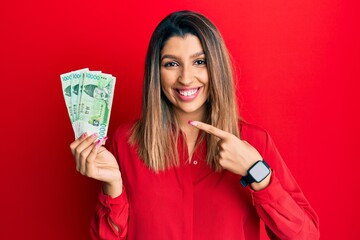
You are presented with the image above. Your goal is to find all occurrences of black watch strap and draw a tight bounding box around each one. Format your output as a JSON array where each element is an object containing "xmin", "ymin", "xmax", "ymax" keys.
[{"xmin": 240, "ymin": 160, "xmax": 270, "ymax": 187}]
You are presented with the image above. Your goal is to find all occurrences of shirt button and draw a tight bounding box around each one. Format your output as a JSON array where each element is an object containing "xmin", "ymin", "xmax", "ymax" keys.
[{"xmin": 193, "ymin": 160, "xmax": 198, "ymax": 165}]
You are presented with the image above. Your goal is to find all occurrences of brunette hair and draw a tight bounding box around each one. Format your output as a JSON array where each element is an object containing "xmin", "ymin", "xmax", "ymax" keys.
[{"xmin": 130, "ymin": 10, "xmax": 240, "ymax": 172}]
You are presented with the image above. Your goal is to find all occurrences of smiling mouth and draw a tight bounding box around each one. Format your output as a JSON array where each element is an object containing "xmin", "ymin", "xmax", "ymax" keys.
[{"xmin": 176, "ymin": 87, "xmax": 200, "ymax": 97}]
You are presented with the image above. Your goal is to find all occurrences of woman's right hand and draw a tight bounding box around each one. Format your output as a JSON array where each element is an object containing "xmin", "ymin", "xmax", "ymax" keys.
[{"xmin": 69, "ymin": 133, "xmax": 123, "ymax": 198}]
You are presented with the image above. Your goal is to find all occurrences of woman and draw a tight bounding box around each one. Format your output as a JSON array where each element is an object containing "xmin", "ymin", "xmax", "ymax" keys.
[{"xmin": 70, "ymin": 10, "xmax": 320, "ymax": 239}]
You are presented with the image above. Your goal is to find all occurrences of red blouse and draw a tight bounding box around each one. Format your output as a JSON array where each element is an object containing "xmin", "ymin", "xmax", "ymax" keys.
[{"xmin": 90, "ymin": 122, "xmax": 320, "ymax": 239}]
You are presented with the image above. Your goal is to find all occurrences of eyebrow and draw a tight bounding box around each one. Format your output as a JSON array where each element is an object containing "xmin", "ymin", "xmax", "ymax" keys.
[{"xmin": 160, "ymin": 52, "xmax": 205, "ymax": 61}]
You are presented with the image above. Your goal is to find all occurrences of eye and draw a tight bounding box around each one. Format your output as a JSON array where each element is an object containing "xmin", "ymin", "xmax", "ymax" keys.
[
  {"xmin": 194, "ymin": 59, "xmax": 206, "ymax": 65},
  {"xmin": 163, "ymin": 61, "xmax": 179, "ymax": 67}
]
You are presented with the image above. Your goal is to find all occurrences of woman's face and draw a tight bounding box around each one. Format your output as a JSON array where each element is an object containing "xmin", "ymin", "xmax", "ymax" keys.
[{"xmin": 160, "ymin": 34, "xmax": 209, "ymax": 118}]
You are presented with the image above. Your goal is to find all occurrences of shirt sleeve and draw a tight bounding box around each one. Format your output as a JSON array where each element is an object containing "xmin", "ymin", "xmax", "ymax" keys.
[
  {"xmin": 249, "ymin": 130, "xmax": 320, "ymax": 240},
  {"xmin": 90, "ymin": 127, "xmax": 130, "ymax": 240},
  {"xmin": 90, "ymin": 186, "xmax": 129, "ymax": 240}
]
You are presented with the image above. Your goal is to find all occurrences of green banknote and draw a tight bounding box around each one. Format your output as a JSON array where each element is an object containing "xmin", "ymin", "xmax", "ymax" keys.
[
  {"xmin": 78, "ymin": 71, "xmax": 116, "ymax": 139},
  {"xmin": 60, "ymin": 72, "xmax": 74, "ymax": 123},
  {"xmin": 70, "ymin": 68, "xmax": 88, "ymax": 135},
  {"xmin": 60, "ymin": 69, "xmax": 116, "ymax": 139}
]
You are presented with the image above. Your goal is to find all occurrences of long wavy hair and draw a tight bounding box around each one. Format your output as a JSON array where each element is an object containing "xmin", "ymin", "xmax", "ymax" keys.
[{"xmin": 130, "ymin": 10, "xmax": 240, "ymax": 172}]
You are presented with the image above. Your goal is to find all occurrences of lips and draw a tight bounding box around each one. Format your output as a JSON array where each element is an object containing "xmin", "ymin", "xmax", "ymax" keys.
[
  {"xmin": 174, "ymin": 87, "xmax": 201, "ymax": 101},
  {"xmin": 177, "ymin": 88, "xmax": 199, "ymax": 96}
]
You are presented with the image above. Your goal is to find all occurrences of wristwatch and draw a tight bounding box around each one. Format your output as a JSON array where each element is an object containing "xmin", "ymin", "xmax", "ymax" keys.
[{"xmin": 240, "ymin": 160, "xmax": 271, "ymax": 187}]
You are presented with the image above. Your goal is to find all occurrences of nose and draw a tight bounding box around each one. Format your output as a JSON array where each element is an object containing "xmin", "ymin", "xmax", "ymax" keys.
[{"xmin": 178, "ymin": 65, "xmax": 194, "ymax": 85}]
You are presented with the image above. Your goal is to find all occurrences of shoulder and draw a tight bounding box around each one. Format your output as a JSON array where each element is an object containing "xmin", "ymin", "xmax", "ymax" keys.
[
  {"xmin": 239, "ymin": 120, "xmax": 286, "ymax": 165},
  {"xmin": 112, "ymin": 120, "xmax": 137, "ymax": 144},
  {"xmin": 239, "ymin": 120, "xmax": 275, "ymax": 155},
  {"xmin": 110, "ymin": 121, "xmax": 142, "ymax": 175},
  {"xmin": 109, "ymin": 121, "xmax": 139, "ymax": 161},
  {"xmin": 239, "ymin": 120, "xmax": 270, "ymax": 142}
]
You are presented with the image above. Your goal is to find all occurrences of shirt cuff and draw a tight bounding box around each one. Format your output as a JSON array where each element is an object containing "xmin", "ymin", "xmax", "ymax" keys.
[
  {"xmin": 249, "ymin": 171, "xmax": 287, "ymax": 205},
  {"xmin": 98, "ymin": 185, "xmax": 128, "ymax": 209}
]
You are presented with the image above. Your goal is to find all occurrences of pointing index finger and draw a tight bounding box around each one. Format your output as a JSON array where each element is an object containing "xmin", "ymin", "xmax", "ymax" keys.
[{"xmin": 188, "ymin": 121, "xmax": 229, "ymax": 139}]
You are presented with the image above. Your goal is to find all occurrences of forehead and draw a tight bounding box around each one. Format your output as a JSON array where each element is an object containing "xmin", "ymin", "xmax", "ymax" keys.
[{"xmin": 161, "ymin": 34, "xmax": 204, "ymax": 56}]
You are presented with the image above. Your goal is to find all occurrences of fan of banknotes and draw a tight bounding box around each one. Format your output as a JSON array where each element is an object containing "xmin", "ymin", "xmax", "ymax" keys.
[{"xmin": 60, "ymin": 68, "xmax": 116, "ymax": 140}]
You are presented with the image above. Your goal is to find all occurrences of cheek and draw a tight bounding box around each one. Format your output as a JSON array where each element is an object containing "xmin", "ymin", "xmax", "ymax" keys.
[
  {"xmin": 159, "ymin": 77, "xmax": 173, "ymax": 100},
  {"xmin": 204, "ymin": 86, "xmax": 210, "ymax": 100},
  {"xmin": 160, "ymin": 70, "xmax": 173, "ymax": 87},
  {"xmin": 199, "ymin": 72, "xmax": 209, "ymax": 92},
  {"xmin": 196, "ymin": 68, "xmax": 209, "ymax": 82},
  {"xmin": 202, "ymin": 75, "xmax": 210, "ymax": 98}
]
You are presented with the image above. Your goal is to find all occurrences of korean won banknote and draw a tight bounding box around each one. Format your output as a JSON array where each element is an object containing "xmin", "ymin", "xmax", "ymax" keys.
[{"xmin": 60, "ymin": 68, "xmax": 116, "ymax": 140}]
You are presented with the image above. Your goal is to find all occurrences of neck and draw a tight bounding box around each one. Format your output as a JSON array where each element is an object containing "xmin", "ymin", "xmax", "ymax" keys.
[
  {"xmin": 174, "ymin": 107, "xmax": 206, "ymax": 161},
  {"xmin": 174, "ymin": 106, "xmax": 206, "ymax": 130}
]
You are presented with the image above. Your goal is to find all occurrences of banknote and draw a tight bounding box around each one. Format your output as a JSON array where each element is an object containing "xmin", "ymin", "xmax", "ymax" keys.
[
  {"xmin": 60, "ymin": 72, "xmax": 75, "ymax": 132},
  {"xmin": 60, "ymin": 69, "xmax": 116, "ymax": 140},
  {"xmin": 70, "ymin": 68, "xmax": 88, "ymax": 135}
]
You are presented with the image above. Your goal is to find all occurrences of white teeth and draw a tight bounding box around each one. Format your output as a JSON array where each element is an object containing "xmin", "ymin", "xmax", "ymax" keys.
[{"xmin": 178, "ymin": 88, "xmax": 198, "ymax": 96}]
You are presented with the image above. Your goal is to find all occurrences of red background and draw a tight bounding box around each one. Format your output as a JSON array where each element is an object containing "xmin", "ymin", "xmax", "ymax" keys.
[{"xmin": 1, "ymin": 0, "xmax": 359, "ymax": 239}]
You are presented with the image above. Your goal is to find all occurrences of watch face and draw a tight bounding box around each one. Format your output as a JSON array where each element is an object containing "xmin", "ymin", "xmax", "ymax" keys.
[{"xmin": 249, "ymin": 161, "xmax": 270, "ymax": 182}]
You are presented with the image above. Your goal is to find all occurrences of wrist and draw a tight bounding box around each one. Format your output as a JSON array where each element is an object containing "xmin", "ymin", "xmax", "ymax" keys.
[
  {"xmin": 240, "ymin": 159, "xmax": 271, "ymax": 188},
  {"xmin": 250, "ymin": 170, "xmax": 272, "ymax": 191},
  {"xmin": 103, "ymin": 180, "xmax": 123, "ymax": 198}
]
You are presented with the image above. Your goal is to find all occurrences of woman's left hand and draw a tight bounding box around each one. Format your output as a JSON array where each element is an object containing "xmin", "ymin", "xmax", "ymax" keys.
[{"xmin": 189, "ymin": 121, "xmax": 263, "ymax": 177}]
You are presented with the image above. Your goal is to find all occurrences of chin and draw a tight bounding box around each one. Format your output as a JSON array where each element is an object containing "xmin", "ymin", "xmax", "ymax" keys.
[{"xmin": 178, "ymin": 104, "xmax": 206, "ymax": 114}]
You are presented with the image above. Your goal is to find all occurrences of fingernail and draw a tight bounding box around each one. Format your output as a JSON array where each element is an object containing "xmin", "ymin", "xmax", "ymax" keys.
[
  {"xmin": 95, "ymin": 139, "xmax": 101, "ymax": 148},
  {"xmin": 102, "ymin": 136, "xmax": 108, "ymax": 143},
  {"xmin": 81, "ymin": 132, "xmax": 88, "ymax": 139},
  {"xmin": 91, "ymin": 133, "xmax": 98, "ymax": 139},
  {"xmin": 188, "ymin": 120, "xmax": 198, "ymax": 126}
]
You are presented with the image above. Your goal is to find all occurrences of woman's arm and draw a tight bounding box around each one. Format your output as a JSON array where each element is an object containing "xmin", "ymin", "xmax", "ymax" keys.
[
  {"xmin": 250, "ymin": 131, "xmax": 320, "ymax": 239},
  {"xmin": 69, "ymin": 133, "xmax": 129, "ymax": 239},
  {"xmin": 189, "ymin": 121, "xmax": 320, "ymax": 239},
  {"xmin": 90, "ymin": 185, "xmax": 129, "ymax": 239}
]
